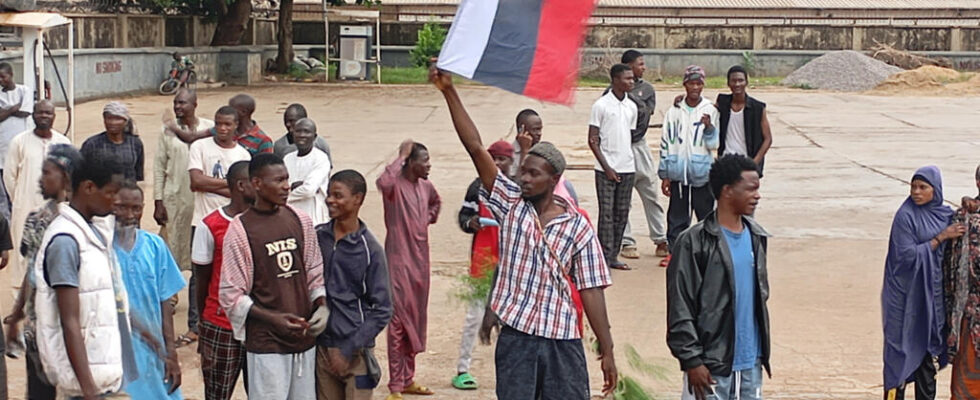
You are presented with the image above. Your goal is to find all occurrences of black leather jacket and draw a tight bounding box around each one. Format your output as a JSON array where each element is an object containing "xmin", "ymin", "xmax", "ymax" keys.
[{"xmin": 666, "ymin": 211, "xmax": 772, "ymax": 377}]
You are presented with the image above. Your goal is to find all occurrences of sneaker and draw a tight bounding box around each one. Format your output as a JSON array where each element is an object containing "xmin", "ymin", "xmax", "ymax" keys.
[
  {"xmin": 620, "ymin": 246, "xmax": 639, "ymax": 259},
  {"xmin": 655, "ymin": 242, "xmax": 669, "ymax": 258}
]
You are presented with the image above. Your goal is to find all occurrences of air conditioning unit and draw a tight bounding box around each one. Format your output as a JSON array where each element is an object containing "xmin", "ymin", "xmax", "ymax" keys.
[{"xmin": 337, "ymin": 25, "xmax": 372, "ymax": 80}]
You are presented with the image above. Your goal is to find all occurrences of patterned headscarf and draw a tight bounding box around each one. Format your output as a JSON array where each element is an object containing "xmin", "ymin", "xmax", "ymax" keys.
[
  {"xmin": 683, "ymin": 65, "xmax": 706, "ymax": 84},
  {"xmin": 102, "ymin": 101, "xmax": 130, "ymax": 121}
]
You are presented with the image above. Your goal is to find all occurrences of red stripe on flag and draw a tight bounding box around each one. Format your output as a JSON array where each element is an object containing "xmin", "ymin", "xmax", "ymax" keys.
[{"xmin": 522, "ymin": 0, "xmax": 597, "ymax": 105}]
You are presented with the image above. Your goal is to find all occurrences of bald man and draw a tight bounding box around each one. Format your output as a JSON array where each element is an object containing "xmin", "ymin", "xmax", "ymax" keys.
[
  {"xmin": 228, "ymin": 94, "xmax": 273, "ymax": 155},
  {"xmin": 284, "ymin": 118, "xmax": 332, "ymax": 225}
]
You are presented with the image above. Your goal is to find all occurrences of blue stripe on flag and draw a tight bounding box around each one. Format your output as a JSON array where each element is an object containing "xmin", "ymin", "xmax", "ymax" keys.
[{"xmin": 470, "ymin": 0, "xmax": 544, "ymax": 95}]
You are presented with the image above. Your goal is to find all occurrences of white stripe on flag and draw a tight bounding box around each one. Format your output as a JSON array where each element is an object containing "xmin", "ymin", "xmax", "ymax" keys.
[{"xmin": 436, "ymin": 0, "xmax": 500, "ymax": 79}]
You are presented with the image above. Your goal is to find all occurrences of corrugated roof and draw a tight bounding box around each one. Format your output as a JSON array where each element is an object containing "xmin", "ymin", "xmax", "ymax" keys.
[{"xmin": 379, "ymin": 0, "xmax": 980, "ymax": 9}]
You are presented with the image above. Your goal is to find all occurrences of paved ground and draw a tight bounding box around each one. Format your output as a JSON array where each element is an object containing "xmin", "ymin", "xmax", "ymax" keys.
[{"xmin": 2, "ymin": 83, "xmax": 978, "ymax": 399}]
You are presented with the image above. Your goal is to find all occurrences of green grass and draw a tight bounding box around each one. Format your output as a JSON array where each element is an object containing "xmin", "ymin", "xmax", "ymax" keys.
[{"xmin": 657, "ymin": 75, "xmax": 785, "ymax": 88}]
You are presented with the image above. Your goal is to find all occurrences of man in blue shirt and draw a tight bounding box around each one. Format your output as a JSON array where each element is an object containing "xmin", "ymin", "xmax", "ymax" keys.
[
  {"xmin": 666, "ymin": 154, "xmax": 771, "ymax": 400},
  {"xmin": 113, "ymin": 180, "xmax": 186, "ymax": 399}
]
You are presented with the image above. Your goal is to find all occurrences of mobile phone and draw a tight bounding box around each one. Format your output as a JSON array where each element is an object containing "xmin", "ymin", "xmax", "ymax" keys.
[{"xmin": 519, "ymin": 124, "xmax": 525, "ymax": 133}]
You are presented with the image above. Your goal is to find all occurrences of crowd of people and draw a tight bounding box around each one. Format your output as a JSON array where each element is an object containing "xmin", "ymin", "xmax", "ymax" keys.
[{"xmin": 0, "ymin": 47, "xmax": 784, "ymax": 400}]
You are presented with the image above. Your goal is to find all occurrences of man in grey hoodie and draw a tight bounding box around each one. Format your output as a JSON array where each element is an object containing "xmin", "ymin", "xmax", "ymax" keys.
[{"xmin": 316, "ymin": 169, "xmax": 392, "ymax": 400}]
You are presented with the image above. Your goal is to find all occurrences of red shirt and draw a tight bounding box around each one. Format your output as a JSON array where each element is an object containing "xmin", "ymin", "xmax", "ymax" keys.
[
  {"xmin": 470, "ymin": 203, "xmax": 499, "ymax": 278},
  {"xmin": 195, "ymin": 209, "xmax": 234, "ymax": 329}
]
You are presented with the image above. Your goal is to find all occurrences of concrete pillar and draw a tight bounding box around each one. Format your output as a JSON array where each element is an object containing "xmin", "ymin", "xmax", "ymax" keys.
[
  {"xmin": 852, "ymin": 26, "xmax": 863, "ymax": 50},
  {"xmin": 159, "ymin": 17, "xmax": 166, "ymax": 47},
  {"xmin": 118, "ymin": 15, "xmax": 129, "ymax": 48},
  {"xmin": 75, "ymin": 17, "xmax": 84, "ymax": 49},
  {"xmin": 654, "ymin": 26, "xmax": 666, "ymax": 49},
  {"xmin": 752, "ymin": 25, "xmax": 764, "ymax": 50},
  {"xmin": 951, "ymin": 27, "xmax": 963, "ymax": 51}
]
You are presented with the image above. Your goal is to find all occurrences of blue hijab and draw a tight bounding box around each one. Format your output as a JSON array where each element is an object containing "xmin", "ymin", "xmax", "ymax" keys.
[{"xmin": 882, "ymin": 166, "xmax": 954, "ymax": 390}]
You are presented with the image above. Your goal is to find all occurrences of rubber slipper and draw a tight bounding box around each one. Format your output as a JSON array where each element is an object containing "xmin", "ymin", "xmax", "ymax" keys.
[
  {"xmin": 403, "ymin": 382, "xmax": 434, "ymax": 395},
  {"xmin": 175, "ymin": 331, "xmax": 198, "ymax": 348},
  {"xmin": 610, "ymin": 262, "xmax": 632, "ymax": 271},
  {"xmin": 659, "ymin": 254, "xmax": 672, "ymax": 268},
  {"xmin": 452, "ymin": 372, "xmax": 478, "ymax": 390}
]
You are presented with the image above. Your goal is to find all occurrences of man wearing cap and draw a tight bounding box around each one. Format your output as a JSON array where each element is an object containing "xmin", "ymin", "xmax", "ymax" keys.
[
  {"xmin": 452, "ymin": 140, "xmax": 513, "ymax": 391},
  {"xmin": 659, "ymin": 65, "xmax": 720, "ymax": 267},
  {"xmin": 589, "ymin": 63, "xmax": 638, "ymax": 270},
  {"xmin": 432, "ymin": 66, "xmax": 618, "ymax": 399}
]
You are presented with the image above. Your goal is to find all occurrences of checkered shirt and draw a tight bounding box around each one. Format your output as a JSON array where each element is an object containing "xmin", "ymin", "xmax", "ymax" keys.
[{"xmin": 481, "ymin": 171, "xmax": 612, "ymax": 340}]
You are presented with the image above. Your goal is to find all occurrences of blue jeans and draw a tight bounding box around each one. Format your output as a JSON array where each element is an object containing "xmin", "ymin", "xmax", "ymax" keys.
[{"xmin": 683, "ymin": 361, "xmax": 764, "ymax": 400}]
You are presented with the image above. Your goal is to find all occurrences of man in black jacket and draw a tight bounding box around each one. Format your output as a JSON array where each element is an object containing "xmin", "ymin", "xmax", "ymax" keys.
[
  {"xmin": 667, "ymin": 154, "xmax": 771, "ymax": 400},
  {"xmin": 716, "ymin": 65, "xmax": 773, "ymax": 176}
]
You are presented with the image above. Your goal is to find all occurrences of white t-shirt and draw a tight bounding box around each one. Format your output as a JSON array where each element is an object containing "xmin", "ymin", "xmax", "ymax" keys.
[
  {"xmin": 284, "ymin": 148, "xmax": 332, "ymax": 225},
  {"xmin": 724, "ymin": 109, "xmax": 748, "ymax": 156},
  {"xmin": 589, "ymin": 91, "xmax": 637, "ymax": 173},
  {"xmin": 191, "ymin": 207, "xmax": 233, "ymax": 265},
  {"xmin": 187, "ymin": 138, "xmax": 250, "ymax": 223},
  {"xmin": 0, "ymin": 85, "xmax": 33, "ymax": 166}
]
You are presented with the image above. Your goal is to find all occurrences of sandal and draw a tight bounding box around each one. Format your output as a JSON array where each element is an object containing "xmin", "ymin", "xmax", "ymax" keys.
[
  {"xmin": 452, "ymin": 372, "xmax": 478, "ymax": 390},
  {"xmin": 403, "ymin": 382, "xmax": 435, "ymax": 395},
  {"xmin": 659, "ymin": 254, "xmax": 672, "ymax": 268},
  {"xmin": 175, "ymin": 331, "xmax": 198, "ymax": 348},
  {"xmin": 385, "ymin": 394, "xmax": 404, "ymax": 400},
  {"xmin": 610, "ymin": 262, "xmax": 632, "ymax": 271}
]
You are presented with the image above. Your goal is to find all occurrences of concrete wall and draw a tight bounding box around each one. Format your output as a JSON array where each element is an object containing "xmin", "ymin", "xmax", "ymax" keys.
[{"xmin": 40, "ymin": 14, "xmax": 277, "ymax": 50}]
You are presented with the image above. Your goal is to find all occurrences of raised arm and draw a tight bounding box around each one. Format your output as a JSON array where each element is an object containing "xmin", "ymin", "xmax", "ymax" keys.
[{"xmin": 429, "ymin": 66, "xmax": 497, "ymax": 191}]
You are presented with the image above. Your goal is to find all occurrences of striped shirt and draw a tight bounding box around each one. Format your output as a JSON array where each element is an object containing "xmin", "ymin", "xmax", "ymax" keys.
[{"xmin": 480, "ymin": 171, "xmax": 611, "ymax": 340}]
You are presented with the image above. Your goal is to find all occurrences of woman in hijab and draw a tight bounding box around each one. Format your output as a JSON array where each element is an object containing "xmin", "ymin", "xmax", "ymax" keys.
[
  {"xmin": 80, "ymin": 101, "xmax": 144, "ymax": 181},
  {"xmin": 883, "ymin": 165, "xmax": 965, "ymax": 399}
]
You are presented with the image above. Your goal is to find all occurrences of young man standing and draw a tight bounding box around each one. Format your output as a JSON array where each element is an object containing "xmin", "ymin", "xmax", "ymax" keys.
[
  {"xmin": 34, "ymin": 155, "xmax": 138, "ymax": 399},
  {"xmin": 452, "ymin": 140, "xmax": 513, "ymax": 391},
  {"xmin": 507, "ymin": 110, "xmax": 580, "ymax": 206},
  {"xmin": 432, "ymin": 65, "xmax": 618, "ymax": 399},
  {"xmin": 377, "ymin": 139, "xmax": 441, "ymax": 399},
  {"xmin": 184, "ymin": 105, "xmax": 251, "ymax": 346},
  {"xmin": 274, "ymin": 103, "xmax": 331, "ymax": 159},
  {"xmin": 227, "ymin": 94, "xmax": 273, "ymax": 155},
  {"xmin": 667, "ymin": 154, "xmax": 771, "ymax": 400},
  {"xmin": 717, "ymin": 65, "xmax": 773, "ymax": 176},
  {"xmin": 193, "ymin": 160, "xmax": 252, "ymax": 400},
  {"xmin": 614, "ymin": 50, "xmax": 668, "ymax": 260},
  {"xmin": 113, "ymin": 181, "xmax": 185, "ymax": 399},
  {"xmin": 316, "ymin": 169, "xmax": 392, "ymax": 400},
  {"xmin": 660, "ymin": 65, "xmax": 720, "ymax": 267},
  {"xmin": 220, "ymin": 153, "xmax": 328, "ymax": 400},
  {"xmin": 0, "ymin": 62, "xmax": 34, "ymax": 222},
  {"xmin": 4, "ymin": 100, "xmax": 70, "ymax": 281},
  {"xmin": 589, "ymin": 64, "xmax": 638, "ymax": 270},
  {"xmin": 285, "ymin": 118, "xmax": 332, "ymax": 225},
  {"xmin": 154, "ymin": 89, "xmax": 214, "ymax": 274}
]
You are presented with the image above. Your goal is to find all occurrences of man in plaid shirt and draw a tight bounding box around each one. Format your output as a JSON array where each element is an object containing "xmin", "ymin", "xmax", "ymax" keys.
[{"xmin": 431, "ymin": 67, "xmax": 618, "ymax": 399}]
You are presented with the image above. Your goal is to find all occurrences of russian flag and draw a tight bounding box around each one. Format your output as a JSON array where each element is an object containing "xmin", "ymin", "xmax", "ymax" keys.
[{"xmin": 436, "ymin": 0, "xmax": 598, "ymax": 105}]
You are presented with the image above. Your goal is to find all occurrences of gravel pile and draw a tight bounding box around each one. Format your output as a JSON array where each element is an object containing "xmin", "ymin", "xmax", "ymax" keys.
[{"xmin": 783, "ymin": 50, "xmax": 902, "ymax": 91}]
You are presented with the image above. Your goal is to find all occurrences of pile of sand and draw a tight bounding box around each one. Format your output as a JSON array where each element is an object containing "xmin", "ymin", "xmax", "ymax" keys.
[{"xmin": 869, "ymin": 66, "xmax": 980, "ymax": 95}]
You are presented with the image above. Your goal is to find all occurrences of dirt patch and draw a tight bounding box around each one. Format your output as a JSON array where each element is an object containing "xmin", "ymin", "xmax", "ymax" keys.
[{"xmin": 869, "ymin": 66, "xmax": 980, "ymax": 95}]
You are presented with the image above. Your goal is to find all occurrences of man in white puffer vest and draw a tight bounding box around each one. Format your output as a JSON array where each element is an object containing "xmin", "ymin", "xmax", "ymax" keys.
[{"xmin": 34, "ymin": 153, "xmax": 136, "ymax": 399}]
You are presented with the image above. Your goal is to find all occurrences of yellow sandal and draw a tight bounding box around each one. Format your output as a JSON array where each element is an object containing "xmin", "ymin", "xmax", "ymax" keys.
[{"xmin": 403, "ymin": 382, "xmax": 435, "ymax": 395}]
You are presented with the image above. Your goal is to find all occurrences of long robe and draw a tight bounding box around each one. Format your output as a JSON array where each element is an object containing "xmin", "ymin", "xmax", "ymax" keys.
[
  {"xmin": 154, "ymin": 119, "xmax": 214, "ymax": 270},
  {"xmin": 882, "ymin": 166, "xmax": 953, "ymax": 391},
  {"xmin": 376, "ymin": 156, "xmax": 440, "ymax": 354},
  {"xmin": 3, "ymin": 129, "xmax": 69, "ymax": 287}
]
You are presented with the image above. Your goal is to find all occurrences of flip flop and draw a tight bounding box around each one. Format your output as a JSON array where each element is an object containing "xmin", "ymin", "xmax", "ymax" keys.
[
  {"xmin": 403, "ymin": 382, "xmax": 435, "ymax": 395},
  {"xmin": 452, "ymin": 372, "xmax": 478, "ymax": 390},
  {"xmin": 385, "ymin": 394, "xmax": 404, "ymax": 400},
  {"xmin": 659, "ymin": 254, "xmax": 672, "ymax": 268},
  {"xmin": 610, "ymin": 262, "xmax": 632, "ymax": 271},
  {"xmin": 175, "ymin": 331, "xmax": 198, "ymax": 348}
]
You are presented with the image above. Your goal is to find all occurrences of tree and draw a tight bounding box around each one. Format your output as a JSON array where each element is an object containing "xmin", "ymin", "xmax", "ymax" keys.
[
  {"xmin": 211, "ymin": 0, "xmax": 252, "ymax": 46},
  {"xmin": 275, "ymin": 0, "xmax": 294, "ymax": 73}
]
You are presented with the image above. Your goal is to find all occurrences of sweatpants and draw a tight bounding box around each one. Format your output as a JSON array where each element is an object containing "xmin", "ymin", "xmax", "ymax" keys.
[
  {"xmin": 456, "ymin": 299, "xmax": 485, "ymax": 374},
  {"xmin": 622, "ymin": 140, "xmax": 667, "ymax": 248},
  {"xmin": 246, "ymin": 348, "xmax": 316, "ymax": 400},
  {"xmin": 666, "ymin": 182, "xmax": 715, "ymax": 251},
  {"xmin": 595, "ymin": 171, "xmax": 635, "ymax": 265},
  {"xmin": 387, "ymin": 318, "xmax": 418, "ymax": 393},
  {"xmin": 885, "ymin": 355, "xmax": 936, "ymax": 400},
  {"xmin": 682, "ymin": 361, "xmax": 763, "ymax": 400},
  {"xmin": 495, "ymin": 327, "xmax": 589, "ymax": 400}
]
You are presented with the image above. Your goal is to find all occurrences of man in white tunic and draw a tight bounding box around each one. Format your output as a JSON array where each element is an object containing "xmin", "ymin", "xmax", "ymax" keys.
[
  {"xmin": 3, "ymin": 100, "xmax": 69, "ymax": 283},
  {"xmin": 0, "ymin": 62, "xmax": 34, "ymax": 222},
  {"xmin": 284, "ymin": 118, "xmax": 332, "ymax": 225}
]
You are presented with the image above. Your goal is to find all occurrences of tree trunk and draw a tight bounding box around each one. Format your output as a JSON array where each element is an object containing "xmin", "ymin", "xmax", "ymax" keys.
[
  {"xmin": 210, "ymin": 0, "xmax": 252, "ymax": 46},
  {"xmin": 275, "ymin": 0, "xmax": 295, "ymax": 73}
]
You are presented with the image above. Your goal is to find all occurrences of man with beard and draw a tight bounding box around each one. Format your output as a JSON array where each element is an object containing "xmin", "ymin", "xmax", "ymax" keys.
[
  {"xmin": 4, "ymin": 100, "xmax": 70, "ymax": 285},
  {"xmin": 112, "ymin": 181, "xmax": 185, "ymax": 398},
  {"xmin": 376, "ymin": 139, "xmax": 441, "ymax": 400}
]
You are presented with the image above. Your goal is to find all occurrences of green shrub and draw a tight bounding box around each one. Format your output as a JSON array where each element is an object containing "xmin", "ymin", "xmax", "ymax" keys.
[{"xmin": 410, "ymin": 22, "xmax": 448, "ymax": 68}]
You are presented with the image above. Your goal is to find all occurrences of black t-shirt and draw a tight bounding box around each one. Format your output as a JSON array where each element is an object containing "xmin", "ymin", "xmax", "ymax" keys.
[{"xmin": 0, "ymin": 214, "xmax": 13, "ymax": 252}]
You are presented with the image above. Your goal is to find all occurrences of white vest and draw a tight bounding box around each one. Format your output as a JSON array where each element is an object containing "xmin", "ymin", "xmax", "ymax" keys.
[{"xmin": 34, "ymin": 204, "xmax": 127, "ymax": 396}]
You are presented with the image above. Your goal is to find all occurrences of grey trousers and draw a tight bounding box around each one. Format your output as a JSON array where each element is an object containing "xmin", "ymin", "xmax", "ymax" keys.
[
  {"xmin": 595, "ymin": 171, "xmax": 635, "ymax": 265},
  {"xmin": 495, "ymin": 327, "xmax": 589, "ymax": 400},
  {"xmin": 456, "ymin": 299, "xmax": 485, "ymax": 374},
  {"xmin": 622, "ymin": 140, "xmax": 667, "ymax": 247}
]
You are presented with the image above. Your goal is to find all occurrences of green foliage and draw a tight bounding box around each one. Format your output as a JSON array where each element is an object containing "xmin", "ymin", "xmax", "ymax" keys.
[
  {"xmin": 741, "ymin": 51, "xmax": 757, "ymax": 75},
  {"xmin": 410, "ymin": 22, "xmax": 448, "ymax": 68},
  {"xmin": 454, "ymin": 264, "xmax": 494, "ymax": 306}
]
